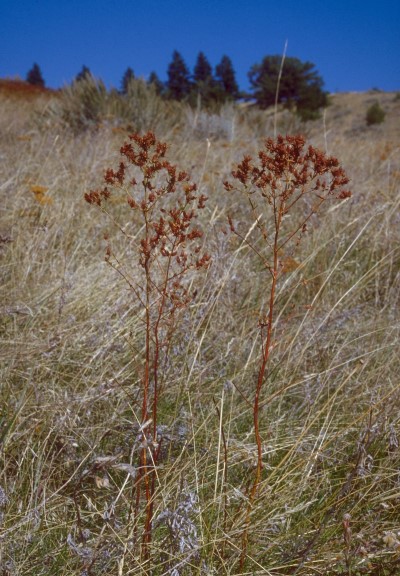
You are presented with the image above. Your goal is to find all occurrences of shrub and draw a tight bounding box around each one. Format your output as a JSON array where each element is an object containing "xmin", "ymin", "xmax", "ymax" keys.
[
  {"xmin": 44, "ymin": 75, "xmax": 108, "ymax": 131},
  {"xmin": 42, "ymin": 76, "xmax": 182, "ymax": 134},
  {"xmin": 366, "ymin": 101, "xmax": 385, "ymax": 125},
  {"xmin": 116, "ymin": 78, "xmax": 174, "ymax": 131}
]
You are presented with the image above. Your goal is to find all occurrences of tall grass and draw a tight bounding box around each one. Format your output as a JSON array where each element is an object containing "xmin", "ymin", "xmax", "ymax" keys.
[{"xmin": 0, "ymin": 89, "xmax": 399, "ymax": 575}]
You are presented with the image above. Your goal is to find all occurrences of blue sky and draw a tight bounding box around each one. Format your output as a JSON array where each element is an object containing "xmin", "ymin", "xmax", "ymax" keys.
[{"xmin": 1, "ymin": 0, "xmax": 399, "ymax": 93}]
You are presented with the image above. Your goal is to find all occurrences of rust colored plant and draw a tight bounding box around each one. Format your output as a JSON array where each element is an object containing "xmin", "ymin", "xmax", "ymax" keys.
[
  {"xmin": 85, "ymin": 132, "xmax": 210, "ymax": 560},
  {"xmin": 224, "ymin": 134, "xmax": 351, "ymax": 565}
]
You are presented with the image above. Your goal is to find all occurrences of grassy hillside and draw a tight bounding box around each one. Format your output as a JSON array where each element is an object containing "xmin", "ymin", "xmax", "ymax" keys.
[{"xmin": 1, "ymin": 81, "xmax": 399, "ymax": 575}]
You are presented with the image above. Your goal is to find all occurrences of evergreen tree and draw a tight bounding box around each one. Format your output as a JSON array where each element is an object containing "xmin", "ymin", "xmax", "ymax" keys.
[
  {"xmin": 193, "ymin": 52, "xmax": 213, "ymax": 84},
  {"xmin": 166, "ymin": 51, "xmax": 191, "ymax": 101},
  {"xmin": 192, "ymin": 51, "xmax": 217, "ymax": 105},
  {"xmin": 148, "ymin": 71, "xmax": 164, "ymax": 96},
  {"xmin": 26, "ymin": 63, "xmax": 45, "ymax": 87},
  {"xmin": 75, "ymin": 65, "xmax": 92, "ymax": 83},
  {"xmin": 215, "ymin": 55, "xmax": 240, "ymax": 100},
  {"xmin": 248, "ymin": 55, "xmax": 328, "ymax": 118},
  {"xmin": 121, "ymin": 67, "xmax": 135, "ymax": 94}
]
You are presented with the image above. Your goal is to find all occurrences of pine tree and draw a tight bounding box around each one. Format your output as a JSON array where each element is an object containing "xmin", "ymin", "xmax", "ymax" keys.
[
  {"xmin": 248, "ymin": 55, "xmax": 328, "ymax": 118},
  {"xmin": 192, "ymin": 51, "xmax": 217, "ymax": 105},
  {"xmin": 121, "ymin": 67, "xmax": 135, "ymax": 94},
  {"xmin": 215, "ymin": 55, "xmax": 240, "ymax": 100},
  {"xmin": 193, "ymin": 52, "xmax": 213, "ymax": 84},
  {"xmin": 75, "ymin": 65, "xmax": 92, "ymax": 83},
  {"xmin": 166, "ymin": 51, "xmax": 191, "ymax": 101},
  {"xmin": 148, "ymin": 71, "xmax": 164, "ymax": 96},
  {"xmin": 26, "ymin": 63, "xmax": 45, "ymax": 87}
]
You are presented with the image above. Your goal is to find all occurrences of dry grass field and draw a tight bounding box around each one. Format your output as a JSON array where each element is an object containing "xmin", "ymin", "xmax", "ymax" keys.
[{"xmin": 1, "ymin": 80, "xmax": 400, "ymax": 575}]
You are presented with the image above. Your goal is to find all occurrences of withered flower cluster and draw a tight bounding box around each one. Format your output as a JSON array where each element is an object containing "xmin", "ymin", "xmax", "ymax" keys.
[
  {"xmin": 225, "ymin": 134, "xmax": 351, "ymax": 251},
  {"xmin": 225, "ymin": 134, "xmax": 350, "ymax": 201},
  {"xmin": 85, "ymin": 132, "xmax": 210, "ymax": 312}
]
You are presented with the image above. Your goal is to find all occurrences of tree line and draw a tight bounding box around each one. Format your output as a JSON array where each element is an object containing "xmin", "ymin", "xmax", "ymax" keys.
[{"xmin": 25, "ymin": 50, "xmax": 328, "ymax": 118}]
